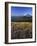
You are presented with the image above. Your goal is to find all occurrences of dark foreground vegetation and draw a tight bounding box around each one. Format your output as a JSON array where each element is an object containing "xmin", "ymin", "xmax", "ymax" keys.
[{"xmin": 11, "ymin": 28, "xmax": 32, "ymax": 39}]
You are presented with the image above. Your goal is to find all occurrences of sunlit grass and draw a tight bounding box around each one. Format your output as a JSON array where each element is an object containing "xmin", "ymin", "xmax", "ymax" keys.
[{"xmin": 11, "ymin": 22, "xmax": 32, "ymax": 31}]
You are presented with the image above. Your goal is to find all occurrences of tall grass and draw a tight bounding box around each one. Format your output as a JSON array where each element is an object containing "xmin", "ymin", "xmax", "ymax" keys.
[{"xmin": 11, "ymin": 22, "xmax": 32, "ymax": 31}]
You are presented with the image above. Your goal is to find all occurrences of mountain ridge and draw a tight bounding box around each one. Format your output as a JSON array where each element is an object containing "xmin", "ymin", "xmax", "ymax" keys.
[{"xmin": 11, "ymin": 14, "xmax": 32, "ymax": 22}]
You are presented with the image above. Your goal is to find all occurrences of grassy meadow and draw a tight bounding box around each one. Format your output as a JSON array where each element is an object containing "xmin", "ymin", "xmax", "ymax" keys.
[
  {"xmin": 11, "ymin": 22, "xmax": 32, "ymax": 31},
  {"xmin": 11, "ymin": 22, "xmax": 32, "ymax": 39}
]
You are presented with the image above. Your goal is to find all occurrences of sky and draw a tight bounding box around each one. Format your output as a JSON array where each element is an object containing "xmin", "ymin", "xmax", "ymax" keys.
[{"xmin": 11, "ymin": 6, "xmax": 32, "ymax": 16}]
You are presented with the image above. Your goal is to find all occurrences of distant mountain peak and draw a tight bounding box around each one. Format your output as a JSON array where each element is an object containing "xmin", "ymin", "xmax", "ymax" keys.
[{"xmin": 25, "ymin": 14, "xmax": 32, "ymax": 17}]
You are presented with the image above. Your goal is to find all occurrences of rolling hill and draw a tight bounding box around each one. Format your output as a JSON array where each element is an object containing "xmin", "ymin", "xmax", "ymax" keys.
[{"xmin": 11, "ymin": 14, "xmax": 32, "ymax": 22}]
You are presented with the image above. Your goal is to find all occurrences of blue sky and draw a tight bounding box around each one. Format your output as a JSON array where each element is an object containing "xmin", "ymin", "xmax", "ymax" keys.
[{"xmin": 11, "ymin": 6, "xmax": 32, "ymax": 16}]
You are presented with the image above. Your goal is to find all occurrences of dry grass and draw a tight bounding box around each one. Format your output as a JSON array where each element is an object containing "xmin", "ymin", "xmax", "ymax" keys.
[{"xmin": 11, "ymin": 22, "xmax": 32, "ymax": 31}]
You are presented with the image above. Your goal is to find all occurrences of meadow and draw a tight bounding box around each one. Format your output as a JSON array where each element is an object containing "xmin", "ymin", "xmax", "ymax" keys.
[
  {"xmin": 11, "ymin": 22, "xmax": 32, "ymax": 31},
  {"xmin": 11, "ymin": 22, "xmax": 32, "ymax": 39}
]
